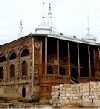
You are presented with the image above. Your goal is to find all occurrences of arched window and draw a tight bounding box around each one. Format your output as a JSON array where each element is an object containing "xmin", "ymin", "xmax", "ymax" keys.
[
  {"xmin": 22, "ymin": 61, "xmax": 27, "ymax": 76},
  {"xmin": 10, "ymin": 64, "xmax": 15, "ymax": 77},
  {"xmin": 0, "ymin": 56, "xmax": 6, "ymax": 63},
  {"xmin": 0, "ymin": 67, "xmax": 3, "ymax": 79},
  {"xmin": 21, "ymin": 48, "xmax": 29, "ymax": 57},
  {"xmin": 9, "ymin": 52, "xmax": 17, "ymax": 60}
]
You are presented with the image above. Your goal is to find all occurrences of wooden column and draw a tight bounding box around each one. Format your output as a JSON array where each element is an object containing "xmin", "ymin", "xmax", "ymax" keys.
[
  {"xmin": 77, "ymin": 43, "xmax": 80, "ymax": 78},
  {"xmin": 93, "ymin": 49, "xmax": 95, "ymax": 67},
  {"xmin": 57, "ymin": 39, "xmax": 59, "ymax": 75},
  {"xmin": 88, "ymin": 45, "xmax": 91, "ymax": 78},
  {"xmin": 45, "ymin": 37, "xmax": 47, "ymax": 74},
  {"xmin": 98, "ymin": 47, "xmax": 100, "ymax": 74},
  {"xmin": 68, "ymin": 42, "xmax": 70, "ymax": 77},
  {"xmin": 93, "ymin": 48, "xmax": 96, "ymax": 77}
]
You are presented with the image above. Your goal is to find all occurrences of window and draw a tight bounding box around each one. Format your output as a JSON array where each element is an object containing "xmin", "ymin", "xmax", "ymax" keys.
[
  {"xmin": 0, "ymin": 56, "xmax": 6, "ymax": 63},
  {"xmin": 71, "ymin": 67, "xmax": 78, "ymax": 79},
  {"xmin": 22, "ymin": 61, "xmax": 27, "ymax": 76},
  {"xmin": 47, "ymin": 65, "xmax": 53, "ymax": 74},
  {"xmin": 80, "ymin": 44, "xmax": 89, "ymax": 77},
  {"xmin": 9, "ymin": 52, "xmax": 17, "ymax": 60},
  {"xmin": 22, "ymin": 86, "xmax": 26, "ymax": 97},
  {"xmin": 10, "ymin": 64, "xmax": 15, "ymax": 77},
  {"xmin": 21, "ymin": 49, "xmax": 29, "ymax": 57},
  {"xmin": 59, "ymin": 66, "xmax": 66, "ymax": 75},
  {"xmin": 0, "ymin": 67, "xmax": 3, "ymax": 79}
]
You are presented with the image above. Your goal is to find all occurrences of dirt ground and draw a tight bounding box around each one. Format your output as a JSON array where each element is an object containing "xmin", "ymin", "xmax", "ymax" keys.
[
  {"xmin": 0, "ymin": 100, "xmax": 99, "ymax": 108},
  {"xmin": 0, "ymin": 100, "xmax": 52, "ymax": 108}
]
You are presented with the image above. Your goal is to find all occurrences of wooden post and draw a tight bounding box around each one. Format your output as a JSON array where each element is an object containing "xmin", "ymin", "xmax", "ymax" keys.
[
  {"xmin": 93, "ymin": 48, "xmax": 95, "ymax": 77},
  {"xmin": 68, "ymin": 42, "xmax": 70, "ymax": 77},
  {"xmin": 45, "ymin": 37, "xmax": 47, "ymax": 74},
  {"xmin": 77, "ymin": 43, "xmax": 80, "ymax": 78},
  {"xmin": 88, "ymin": 45, "xmax": 91, "ymax": 78},
  {"xmin": 93, "ymin": 49, "xmax": 96, "ymax": 66},
  {"xmin": 98, "ymin": 47, "xmax": 100, "ymax": 74},
  {"xmin": 57, "ymin": 39, "xmax": 59, "ymax": 75}
]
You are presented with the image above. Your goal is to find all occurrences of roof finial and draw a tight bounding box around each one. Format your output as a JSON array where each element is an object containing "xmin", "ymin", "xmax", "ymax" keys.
[
  {"xmin": 18, "ymin": 19, "xmax": 23, "ymax": 38},
  {"xmin": 48, "ymin": 3, "xmax": 52, "ymax": 19},
  {"xmin": 48, "ymin": 2, "xmax": 54, "ymax": 30},
  {"xmin": 87, "ymin": 16, "xmax": 90, "ymax": 33},
  {"xmin": 82, "ymin": 16, "xmax": 97, "ymax": 43},
  {"xmin": 42, "ymin": 2, "xmax": 45, "ymax": 20}
]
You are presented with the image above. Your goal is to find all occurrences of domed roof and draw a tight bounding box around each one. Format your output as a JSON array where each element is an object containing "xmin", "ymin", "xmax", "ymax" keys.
[
  {"xmin": 35, "ymin": 20, "xmax": 50, "ymax": 34},
  {"xmin": 82, "ymin": 32, "xmax": 96, "ymax": 43}
]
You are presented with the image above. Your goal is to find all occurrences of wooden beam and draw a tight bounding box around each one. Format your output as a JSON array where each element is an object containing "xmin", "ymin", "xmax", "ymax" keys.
[
  {"xmin": 45, "ymin": 37, "xmax": 47, "ymax": 74},
  {"xmin": 57, "ymin": 39, "xmax": 59, "ymax": 75},
  {"xmin": 68, "ymin": 42, "xmax": 70, "ymax": 77},
  {"xmin": 88, "ymin": 45, "xmax": 91, "ymax": 78},
  {"xmin": 77, "ymin": 43, "xmax": 80, "ymax": 78}
]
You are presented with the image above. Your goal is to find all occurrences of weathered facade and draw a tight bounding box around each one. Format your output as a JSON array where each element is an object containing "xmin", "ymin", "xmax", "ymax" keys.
[{"xmin": 0, "ymin": 33, "xmax": 100, "ymax": 101}]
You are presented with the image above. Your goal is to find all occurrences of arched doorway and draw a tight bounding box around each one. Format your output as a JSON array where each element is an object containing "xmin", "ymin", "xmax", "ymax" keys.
[{"xmin": 22, "ymin": 86, "xmax": 26, "ymax": 97}]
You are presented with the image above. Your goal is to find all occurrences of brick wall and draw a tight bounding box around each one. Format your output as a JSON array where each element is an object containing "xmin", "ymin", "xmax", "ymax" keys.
[
  {"xmin": 52, "ymin": 81, "xmax": 100, "ymax": 107},
  {"xmin": 0, "ymin": 35, "xmax": 33, "ymax": 100}
]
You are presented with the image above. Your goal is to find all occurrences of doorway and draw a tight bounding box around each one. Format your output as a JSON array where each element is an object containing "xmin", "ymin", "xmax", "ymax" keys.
[{"xmin": 22, "ymin": 86, "xmax": 26, "ymax": 97}]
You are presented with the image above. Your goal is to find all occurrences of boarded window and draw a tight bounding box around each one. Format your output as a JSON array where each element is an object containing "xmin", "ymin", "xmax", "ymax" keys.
[
  {"xmin": 10, "ymin": 64, "xmax": 15, "ymax": 77},
  {"xmin": 21, "ymin": 49, "xmax": 29, "ymax": 57},
  {"xmin": 22, "ymin": 61, "xmax": 27, "ymax": 76},
  {"xmin": 0, "ymin": 67, "xmax": 3, "ymax": 79}
]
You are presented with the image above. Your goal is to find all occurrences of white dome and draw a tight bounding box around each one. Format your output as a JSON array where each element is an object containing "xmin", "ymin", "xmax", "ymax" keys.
[
  {"xmin": 82, "ymin": 33, "xmax": 96, "ymax": 43},
  {"xmin": 35, "ymin": 21, "xmax": 50, "ymax": 34}
]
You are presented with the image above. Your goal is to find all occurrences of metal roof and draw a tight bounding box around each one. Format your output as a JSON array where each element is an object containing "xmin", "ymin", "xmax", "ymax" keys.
[
  {"xmin": 47, "ymin": 33, "xmax": 99, "ymax": 46},
  {"xmin": 82, "ymin": 32, "xmax": 97, "ymax": 43}
]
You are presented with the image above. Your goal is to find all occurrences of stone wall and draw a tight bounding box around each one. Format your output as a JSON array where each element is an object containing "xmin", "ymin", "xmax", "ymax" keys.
[{"xmin": 52, "ymin": 81, "xmax": 100, "ymax": 107}]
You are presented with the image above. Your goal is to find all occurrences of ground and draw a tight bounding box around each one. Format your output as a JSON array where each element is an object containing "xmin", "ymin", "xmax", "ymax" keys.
[
  {"xmin": 0, "ymin": 100, "xmax": 99, "ymax": 108},
  {"xmin": 0, "ymin": 100, "xmax": 52, "ymax": 108}
]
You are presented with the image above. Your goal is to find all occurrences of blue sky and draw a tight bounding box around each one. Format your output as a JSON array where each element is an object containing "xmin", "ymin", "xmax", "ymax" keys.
[{"xmin": 0, "ymin": 0, "xmax": 100, "ymax": 44}]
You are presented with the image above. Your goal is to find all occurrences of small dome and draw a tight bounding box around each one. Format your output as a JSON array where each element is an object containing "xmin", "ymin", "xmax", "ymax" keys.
[
  {"xmin": 82, "ymin": 33, "xmax": 96, "ymax": 43},
  {"xmin": 35, "ymin": 21, "xmax": 50, "ymax": 34}
]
